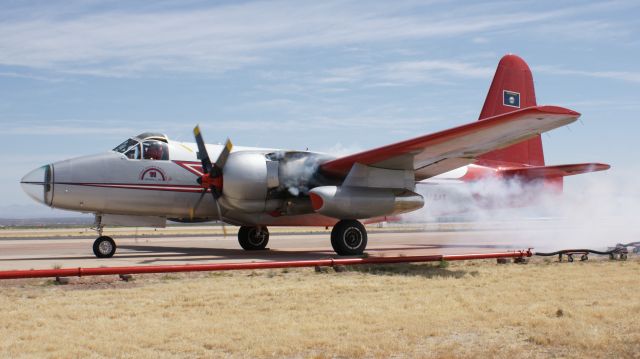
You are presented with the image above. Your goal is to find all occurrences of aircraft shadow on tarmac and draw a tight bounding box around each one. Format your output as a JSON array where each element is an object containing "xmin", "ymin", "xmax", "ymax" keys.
[
  {"xmin": 120, "ymin": 242, "xmax": 518, "ymax": 258},
  {"xmin": 0, "ymin": 243, "xmax": 520, "ymax": 264},
  {"xmin": 119, "ymin": 245, "xmax": 336, "ymax": 264}
]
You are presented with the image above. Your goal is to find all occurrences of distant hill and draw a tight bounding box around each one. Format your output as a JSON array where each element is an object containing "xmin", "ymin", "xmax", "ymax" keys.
[
  {"xmin": 0, "ymin": 204, "xmax": 92, "ymax": 226},
  {"xmin": 0, "ymin": 217, "xmax": 93, "ymax": 227}
]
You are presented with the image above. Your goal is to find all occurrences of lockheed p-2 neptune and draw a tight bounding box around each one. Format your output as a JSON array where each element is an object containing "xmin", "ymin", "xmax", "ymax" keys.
[{"xmin": 20, "ymin": 54, "xmax": 609, "ymax": 258}]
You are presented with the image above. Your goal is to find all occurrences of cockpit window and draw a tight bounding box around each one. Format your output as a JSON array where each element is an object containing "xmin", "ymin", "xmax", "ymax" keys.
[
  {"xmin": 124, "ymin": 145, "xmax": 141, "ymax": 159},
  {"xmin": 142, "ymin": 140, "xmax": 169, "ymax": 160},
  {"xmin": 113, "ymin": 138, "xmax": 139, "ymax": 153},
  {"xmin": 114, "ymin": 137, "xmax": 169, "ymax": 160}
]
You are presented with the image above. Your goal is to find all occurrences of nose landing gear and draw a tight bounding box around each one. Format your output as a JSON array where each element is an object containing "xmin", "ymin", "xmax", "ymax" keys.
[
  {"xmin": 93, "ymin": 236, "xmax": 117, "ymax": 258},
  {"xmin": 91, "ymin": 215, "xmax": 117, "ymax": 258}
]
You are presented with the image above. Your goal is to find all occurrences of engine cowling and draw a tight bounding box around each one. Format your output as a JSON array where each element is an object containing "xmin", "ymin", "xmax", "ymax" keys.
[
  {"xmin": 220, "ymin": 151, "xmax": 333, "ymax": 214},
  {"xmin": 220, "ymin": 152, "xmax": 279, "ymax": 212},
  {"xmin": 309, "ymin": 186, "xmax": 424, "ymax": 219}
]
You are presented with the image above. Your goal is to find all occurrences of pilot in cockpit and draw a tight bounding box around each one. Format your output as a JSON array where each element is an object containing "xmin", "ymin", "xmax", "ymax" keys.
[
  {"xmin": 113, "ymin": 135, "xmax": 169, "ymax": 160},
  {"xmin": 144, "ymin": 142, "xmax": 164, "ymax": 160}
]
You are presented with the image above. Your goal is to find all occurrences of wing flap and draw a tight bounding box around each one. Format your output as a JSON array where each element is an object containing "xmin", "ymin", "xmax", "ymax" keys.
[{"xmin": 320, "ymin": 106, "xmax": 580, "ymax": 180}]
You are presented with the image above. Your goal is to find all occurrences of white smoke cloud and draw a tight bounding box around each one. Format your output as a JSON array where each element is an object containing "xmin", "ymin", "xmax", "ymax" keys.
[
  {"xmin": 269, "ymin": 151, "xmax": 331, "ymax": 197},
  {"xmin": 406, "ymin": 169, "xmax": 640, "ymax": 251}
]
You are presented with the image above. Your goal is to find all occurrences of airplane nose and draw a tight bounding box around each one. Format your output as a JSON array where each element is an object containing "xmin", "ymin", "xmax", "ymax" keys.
[{"xmin": 20, "ymin": 165, "xmax": 54, "ymax": 206}]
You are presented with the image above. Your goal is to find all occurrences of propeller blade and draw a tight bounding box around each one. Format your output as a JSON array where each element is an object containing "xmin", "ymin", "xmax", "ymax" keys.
[
  {"xmin": 193, "ymin": 125, "xmax": 213, "ymax": 174},
  {"xmin": 214, "ymin": 138, "xmax": 233, "ymax": 170},
  {"xmin": 211, "ymin": 186, "xmax": 222, "ymax": 199},
  {"xmin": 213, "ymin": 193, "xmax": 227, "ymax": 237},
  {"xmin": 189, "ymin": 188, "xmax": 208, "ymax": 220}
]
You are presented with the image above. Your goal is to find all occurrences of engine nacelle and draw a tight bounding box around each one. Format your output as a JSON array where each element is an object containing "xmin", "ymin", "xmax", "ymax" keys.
[
  {"xmin": 221, "ymin": 152, "xmax": 279, "ymax": 212},
  {"xmin": 220, "ymin": 151, "xmax": 333, "ymax": 214},
  {"xmin": 309, "ymin": 186, "xmax": 424, "ymax": 219}
]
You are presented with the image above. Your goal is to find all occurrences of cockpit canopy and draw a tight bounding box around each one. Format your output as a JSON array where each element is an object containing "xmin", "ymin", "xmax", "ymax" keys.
[
  {"xmin": 133, "ymin": 132, "xmax": 168, "ymax": 142},
  {"xmin": 113, "ymin": 133, "xmax": 169, "ymax": 160}
]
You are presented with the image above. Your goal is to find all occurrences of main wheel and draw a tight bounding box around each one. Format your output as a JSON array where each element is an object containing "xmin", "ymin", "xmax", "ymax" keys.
[
  {"xmin": 331, "ymin": 219, "xmax": 367, "ymax": 256},
  {"xmin": 238, "ymin": 226, "xmax": 269, "ymax": 250},
  {"xmin": 93, "ymin": 236, "xmax": 116, "ymax": 258}
]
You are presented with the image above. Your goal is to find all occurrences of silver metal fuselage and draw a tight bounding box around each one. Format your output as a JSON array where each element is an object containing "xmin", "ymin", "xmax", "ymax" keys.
[{"xmin": 20, "ymin": 138, "xmax": 352, "ymax": 226}]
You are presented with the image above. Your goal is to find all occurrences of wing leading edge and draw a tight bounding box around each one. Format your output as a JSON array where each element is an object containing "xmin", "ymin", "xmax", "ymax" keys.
[{"xmin": 320, "ymin": 106, "xmax": 580, "ymax": 181}]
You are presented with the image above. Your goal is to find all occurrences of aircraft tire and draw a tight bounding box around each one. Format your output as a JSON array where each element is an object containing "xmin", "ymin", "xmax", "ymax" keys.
[
  {"xmin": 93, "ymin": 236, "xmax": 116, "ymax": 258},
  {"xmin": 331, "ymin": 219, "xmax": 367, "ymax": 256},
  {"xmin": 238, "ymin": 226, "xmax": 269, "ymax": 250}
]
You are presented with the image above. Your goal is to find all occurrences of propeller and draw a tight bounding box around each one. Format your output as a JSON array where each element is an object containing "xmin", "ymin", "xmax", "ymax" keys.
[{"xmin": 190, "ymin": 125, "xmax": 232, "ymax": 236}]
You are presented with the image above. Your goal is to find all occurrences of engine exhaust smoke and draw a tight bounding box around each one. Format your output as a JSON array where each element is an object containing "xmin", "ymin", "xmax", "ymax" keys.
[{"xmin": 406, "ymin": 169, "xmax": 638, "ymax": 251}]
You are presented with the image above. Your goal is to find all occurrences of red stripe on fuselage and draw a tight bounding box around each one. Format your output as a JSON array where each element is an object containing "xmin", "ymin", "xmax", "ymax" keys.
[
  {"xmin": 55, "ymin": 182, "xmax": 209, "ymax": 193},
  {"xmin": 173, "ymin": 161, "xmax": 204, "ymax": 176}
]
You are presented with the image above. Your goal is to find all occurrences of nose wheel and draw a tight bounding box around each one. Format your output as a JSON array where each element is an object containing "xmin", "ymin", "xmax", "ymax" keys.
[
  {"xmin": 93, "ymin": 236, "xmax": 117, "ymax": 258},
  {"xmin": 331, "ymin": 219, "xmax": 367, "ymax": 256}
]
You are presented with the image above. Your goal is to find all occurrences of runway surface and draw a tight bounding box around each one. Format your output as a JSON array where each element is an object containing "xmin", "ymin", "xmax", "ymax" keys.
[{"xmin": 0, "ymin": 225, "xmax": 535, "ymax": 271}]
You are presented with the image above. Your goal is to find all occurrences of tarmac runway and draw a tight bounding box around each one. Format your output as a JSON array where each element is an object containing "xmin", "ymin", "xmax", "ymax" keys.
[{"xmin": 0, "ymin": 225, "xmax": 530, "ymax": 271}]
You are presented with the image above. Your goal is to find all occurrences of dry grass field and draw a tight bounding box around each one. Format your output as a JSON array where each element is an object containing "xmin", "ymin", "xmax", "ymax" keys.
[{"xmin": 0, "ymin": 257, "xmax": 638, "ymax": 358}]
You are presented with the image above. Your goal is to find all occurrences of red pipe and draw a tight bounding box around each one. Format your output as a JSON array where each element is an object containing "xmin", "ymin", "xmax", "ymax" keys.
[{"xmin": 0, "ymin": 249, "xmax": 532, "ymax": 280}]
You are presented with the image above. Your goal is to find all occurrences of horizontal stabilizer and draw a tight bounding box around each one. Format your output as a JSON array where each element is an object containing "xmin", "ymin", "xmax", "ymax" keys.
[{"xmin": 499, "ymin": 163, "xmax": 610, "ymax": 178}]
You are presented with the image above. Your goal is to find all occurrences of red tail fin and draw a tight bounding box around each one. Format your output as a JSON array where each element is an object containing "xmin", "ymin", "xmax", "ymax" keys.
[{"xmin": 478, "ymin": 54, "xmax": 545, "ymax": 166}]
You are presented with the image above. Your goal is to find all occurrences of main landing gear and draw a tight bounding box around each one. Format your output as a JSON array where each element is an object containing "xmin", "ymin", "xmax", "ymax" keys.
[
  {"xmin": 238, "ymin": 226, "xmax": 270, "ymax": 250},
  {"xmin": 235, "ymin": 221, "xmax": 368, "ymax": 256},
  {"xmin": 331, "ymin": 219, "xmax": 368, "ymax": 256}
]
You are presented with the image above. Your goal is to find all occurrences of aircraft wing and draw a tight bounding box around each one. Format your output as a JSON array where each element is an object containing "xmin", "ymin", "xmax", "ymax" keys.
[{"xmin": 319, "ymin": 106, "xmax": 580, "ymax": 181}]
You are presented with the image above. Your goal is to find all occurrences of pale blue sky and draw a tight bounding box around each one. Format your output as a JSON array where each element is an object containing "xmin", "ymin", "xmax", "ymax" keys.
[{"xmin": 1, "ymin": 0, "xmax": 638, "ymax": 217}]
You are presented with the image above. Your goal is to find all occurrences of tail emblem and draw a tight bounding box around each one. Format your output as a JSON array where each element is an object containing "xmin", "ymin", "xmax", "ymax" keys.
[{"xmin": 503, "ymin": 90, "xmax": 520, "ymax": 108}]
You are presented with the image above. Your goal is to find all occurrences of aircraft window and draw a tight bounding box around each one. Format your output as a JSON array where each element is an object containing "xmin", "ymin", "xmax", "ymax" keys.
[
  {"xmin": 142, "ymin": 140, "xmax": 169, "ymax": 160},
  {"xmin": 113, "ymin": 138, "xmax": 139, "ymax": 153},
  {"xmin": 124, "ymin": 144, "xmax": 141, "ymax": 159},
  {"xmin": 135, "ymin": 132, "xmax": 168, "ymax": 142}
]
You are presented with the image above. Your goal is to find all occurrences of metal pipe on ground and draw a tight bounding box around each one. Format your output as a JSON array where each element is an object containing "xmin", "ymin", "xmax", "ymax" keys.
[{"xmin": 0, "ymin": 250, "xmax": 532, "ymax": 280}]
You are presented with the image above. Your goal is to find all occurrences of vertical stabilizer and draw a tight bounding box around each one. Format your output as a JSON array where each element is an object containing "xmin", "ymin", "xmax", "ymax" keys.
[{"xmin": 478, "ymin": 54, "xmax": 545, "ymax": 166}]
